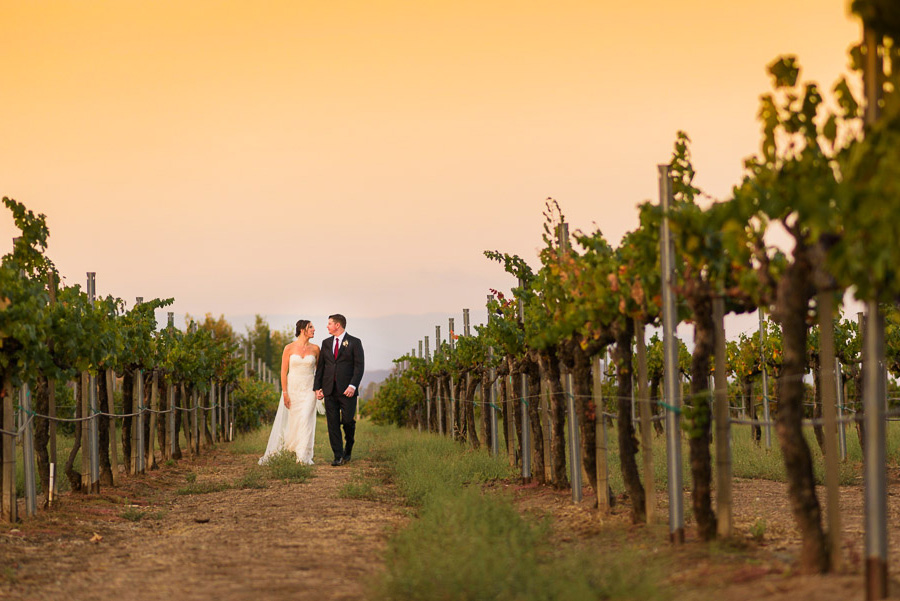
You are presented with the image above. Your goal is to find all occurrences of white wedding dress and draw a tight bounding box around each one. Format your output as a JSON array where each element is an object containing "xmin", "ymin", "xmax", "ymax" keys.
[{"xmin": 259, "ymin": 354, "xmax": 323, "ymax": 465}]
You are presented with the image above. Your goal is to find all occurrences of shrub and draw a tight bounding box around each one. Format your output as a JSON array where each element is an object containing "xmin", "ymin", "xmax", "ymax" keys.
[
  {"xmin": 364, "ymin": 376, "xmax": 422, "ymax": 427},
  {"xmin": 231, "ymin": 377, "xmax": 280, "ymax": 433}
]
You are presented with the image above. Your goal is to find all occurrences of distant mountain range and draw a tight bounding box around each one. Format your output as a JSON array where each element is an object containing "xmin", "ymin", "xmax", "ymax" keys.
[{"xmin": 358, "ymin": 368, "xmax": 393, "ymax": 397}]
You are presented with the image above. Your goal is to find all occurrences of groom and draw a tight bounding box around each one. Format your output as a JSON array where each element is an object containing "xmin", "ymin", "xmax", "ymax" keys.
[{"xmin": 314, "ymin": 314, "xmax": 365, "ymax": 466}]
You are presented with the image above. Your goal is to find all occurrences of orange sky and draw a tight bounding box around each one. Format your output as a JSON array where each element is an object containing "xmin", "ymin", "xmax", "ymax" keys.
[{"xmin": 1, "ymin": 1, "xmax": 860, "ymax": 331}]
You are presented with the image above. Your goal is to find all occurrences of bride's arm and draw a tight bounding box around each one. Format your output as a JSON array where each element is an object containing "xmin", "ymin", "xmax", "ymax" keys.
[{"xmin": 281, "ymin": 346, "xmax": 292, "ymax": 408}]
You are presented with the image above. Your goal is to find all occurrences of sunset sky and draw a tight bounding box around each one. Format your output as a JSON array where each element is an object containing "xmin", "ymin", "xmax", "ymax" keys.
[{"xmin": 0, "ymin": 1, "xmax": 861, "ymax": 366}]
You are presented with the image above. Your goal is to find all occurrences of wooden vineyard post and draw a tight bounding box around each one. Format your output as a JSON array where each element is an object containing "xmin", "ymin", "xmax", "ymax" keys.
[
  {"xmin": 515, "ymin": 286, "xmax": 531, "ymax": 482},
  {"xmin": 2, "ymin": 380, "xmax": 16, "ymax": 522},
  {"xmin": 424, "ymin": 336, "xmax": 431, "ymax": 432},
  {"xmin": 507, "ymin": 374, "xmax": 516, "ymax": 467},
  {"xmin": 199, "ymin": 384, "xmax": 207, "ymax": 448},
  {"xmin": 228, "ymin": 385, "xmax": 234, "ymax": 442},
  {"xmin": 565, "ymin": 370, "xmax": 582, "ymax": 503},
  {"xmin": 488, "ymin": 346, "xmax": 498, "ymax": 457},
  {"xmin": 417, "ymin": 341, "xmax": 423, "ymax": 433},
  {"xmin": 213, "ymin": 378, "xmax": 221, "ymax": 442},
  {"xmin": 148, "ymin": 370, "xmax": 158, "ymax": 469},
  {"xmin": 635, "ymin": 319, "xmax": 655, "ymax": 523},
  {"xmin": 520, "ymin": 370, "xmax": 530, "ymax": 481},
  {"xmin": 168, "ymin": 382, "xmax": 176, "ymax": 455},
  {"xmin": 20, "ymin": 385, "xmax": 37, "ymax": 516},
  {"xmin": 215, "ymin": 382, "xmax": 221, "ymax": 443},
  {"xmin": 224, "ymin": 382, "xmax": 228, "ymax": 441},
  {"xmin": 449, "ymin": 317, "xmax": 456, "ymax": 439},
  {"xmin": 81, "ymin": 372, "xmax": 91, "ymax": 491},
  {"xmin": 106, "ymin": 369, "xmax": 118, "ymax": 485},
  {"xmin": 593, "ymin": 356, "xmax": 609, "ymax": 514},
  {"xmin": 135, "ymin": 369, "xmax": 145, "ymax": 474},
  {"xmin": 435, "ymin": 326, "xmax": 443, "ymax": 435},
  {"xmin": 713, "ymin": 297, "xmax": 732, "ymax": 537},
  {"xmin": 659, "ymin": 163, "xmax": 685, "ymax": 543},
  {"xmin": 817, "ymin": 291, "xmax": 841, "ymax": 570},
  {"xmin": 836, "ymin": 358, "xmax": 847, "ymax": 461},
  {"xmin": 48, "ymin": 379, "xmax": 57, "ymax": 498},
  {"xmin": 87, "ymin": 274, "xmax": 100, "ymax": 492},
  {"xmin": 462, "ymin": 310, "xmax": 471, "ymax": 444},
  {"xmin": 193, "ymin": 389, "xmax": 200, "ymax": 456},
  {"xmin": 209, "ymin": 380, "xmax": 215, "ymax": 445},
  {"xmin": 47, "ymin": 273, "xmax": 58, "ymax": 497},
  {"xmin": 541, "ymin": 376, "xmax": 551, "ymax": 473},
  {"xmin": 220, "ymin": 382, "xmax": 226, "ymax": 441},
  {"xmin": 180, "ymin": 384, "xmax": 189, "ymax": 458},
  {"xmin": 759, "ymin": 308, "xmax": 772, "ymax": 449}
]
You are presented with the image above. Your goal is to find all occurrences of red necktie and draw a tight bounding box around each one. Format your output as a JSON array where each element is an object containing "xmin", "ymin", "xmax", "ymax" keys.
[{"xmin": 334, "ymin": 338, "xmax": 339, "ymax": 358}]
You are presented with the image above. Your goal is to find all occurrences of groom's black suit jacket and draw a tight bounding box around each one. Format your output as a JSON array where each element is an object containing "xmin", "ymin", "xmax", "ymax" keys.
[{"xmin": 314, "ymin": 333, "xmax": 365, "ymax": 397}]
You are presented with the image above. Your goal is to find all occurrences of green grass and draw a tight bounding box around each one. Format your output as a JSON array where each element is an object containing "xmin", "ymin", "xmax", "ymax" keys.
[
  {"xmin": 370, "ymin": 426, "xmax": 514, "ymax": 508},
  {"xmin": 175, "ymin": 481, "xmax": 232, "ymax": 495},
  {"xmin": 234, "ymin": 469, "xmax": 267, "ymax": 489},
  {"xmin": 369, "ymin": 424, "xmax": 667, "ymax": 601},
  {"xmin": 263, "ymin": 450, "xmax": 314, "ymax": 482},
  {"xmin": 338, "ymin": 478, "xmax": 378, "ymax": 500},
  {"xmin": 227, "ymin": 427, "xmax": 271, "ymax": 455},
  {"xmin": 120, "ymin": 507, "xmax": 149, "ymax": 521}
]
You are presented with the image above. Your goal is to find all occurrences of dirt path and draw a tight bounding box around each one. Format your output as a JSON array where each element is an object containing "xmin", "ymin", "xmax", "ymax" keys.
[
  {"xmin": 8, "ymin": 435, "xmax": 900, "ymax": 601},
  {"xmin": 1, "ymin": 450, "xmax": 407, "ymax": 601}
]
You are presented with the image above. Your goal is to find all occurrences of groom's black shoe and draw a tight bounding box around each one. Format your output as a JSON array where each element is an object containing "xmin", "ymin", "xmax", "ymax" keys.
[
  {"xmin": 331, "ymin": 458, "xmax": 344, "ymax": 466},
  {"xmin": 342, "ymin": 455, "xmax": 351, "ymax": 464}
]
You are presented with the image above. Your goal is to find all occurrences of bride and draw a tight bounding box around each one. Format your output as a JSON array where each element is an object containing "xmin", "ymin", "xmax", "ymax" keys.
[{"xmin": 259, "ymin": 319, "xmax": 323, "ymax": 465}]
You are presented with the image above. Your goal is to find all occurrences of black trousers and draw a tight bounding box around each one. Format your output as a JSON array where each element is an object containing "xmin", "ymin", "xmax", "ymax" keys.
[{"xmin": 324, "ymin": 392, "xmax": 357, "ymax": 459}]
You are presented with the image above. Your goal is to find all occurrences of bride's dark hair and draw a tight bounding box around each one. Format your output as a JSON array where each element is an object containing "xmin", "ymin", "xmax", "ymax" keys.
[{"xmin": 295, "ymin": 319, "xmax": 311, "ymax": 337}]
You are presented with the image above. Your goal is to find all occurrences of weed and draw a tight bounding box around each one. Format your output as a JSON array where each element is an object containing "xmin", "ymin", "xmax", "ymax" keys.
[
  {"xmin": 185, "ymin": 472, "xmax": 197, "ymax": 484},
  {"xmin": 750, "ymin": 518, "xmax": 766, "ymax": 542},
  {"xmin": 1, "ymin": 565, "xmax": 18, "ymax": 585},
  {"xmin": 120, "ymin": 507, "xmax": 148, "ymax": 522},
  {"xmin": 175, "ymin": 481, "xmax": 231, "ymax": 496},
  {"xmin": 263, "ymin": 450, "xmax": 314, "ymax": 483},
  {"xmin": 235, "ymin": 470, "xmax": 267, "ymax": 490},
  {"xmin": 338, "ymin": 479, "xmax": 378, "ymax": 500}
]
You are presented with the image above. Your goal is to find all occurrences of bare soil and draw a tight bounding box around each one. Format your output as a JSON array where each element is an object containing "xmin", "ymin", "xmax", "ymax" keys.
[
  {"xmin": 6, "ymin": 443, "xmax": 900, "ymax": 600},
  {"xmin": 0, "ymin": 450, "xmax": 407, "ymax": 601},
  {"xmin": 507, "ymin": 468, "xmax": 900, "ymax": 600}
]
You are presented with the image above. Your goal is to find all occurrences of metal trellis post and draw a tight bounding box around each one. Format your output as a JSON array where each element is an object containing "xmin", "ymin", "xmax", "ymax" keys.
[{"xmin": 659, "ymin": 164, "xmax": 684, "ymax": 543}]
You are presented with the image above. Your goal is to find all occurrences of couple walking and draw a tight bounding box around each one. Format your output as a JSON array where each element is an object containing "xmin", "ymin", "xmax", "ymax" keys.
[{"xmin": 259, "ymin": 314, "xmax": 365, "ymax": 466}]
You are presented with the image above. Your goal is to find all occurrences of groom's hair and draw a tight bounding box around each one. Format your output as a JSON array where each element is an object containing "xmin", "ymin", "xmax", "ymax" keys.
[{"xmin": 329, "ymin": 314, "xmax": 346, "ymax": 329}]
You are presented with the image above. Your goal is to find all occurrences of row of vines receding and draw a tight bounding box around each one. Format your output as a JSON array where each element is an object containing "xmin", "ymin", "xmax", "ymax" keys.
[{"xmin": 366, "ymin": 9, "xmax": 900, "ymax": 579}]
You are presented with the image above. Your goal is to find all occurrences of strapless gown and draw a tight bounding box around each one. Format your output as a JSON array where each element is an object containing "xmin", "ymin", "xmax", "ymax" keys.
[{"xmin": 259, "ymin": 354, "xmax": 321, "ymax": 465}]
